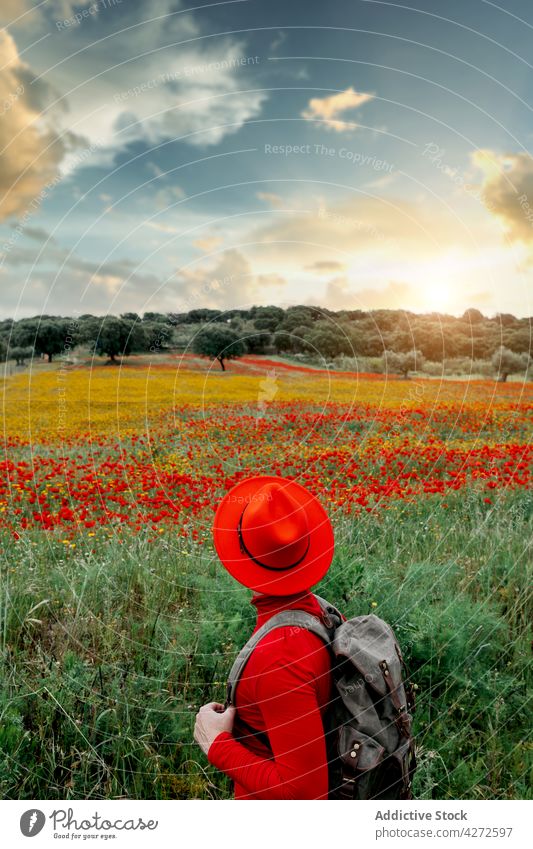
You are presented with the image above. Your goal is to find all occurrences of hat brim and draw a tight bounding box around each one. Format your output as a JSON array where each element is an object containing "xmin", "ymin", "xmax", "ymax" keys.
[{"xmin": 213, "ymin": 476, "xmax": 334, "ymax": 596}]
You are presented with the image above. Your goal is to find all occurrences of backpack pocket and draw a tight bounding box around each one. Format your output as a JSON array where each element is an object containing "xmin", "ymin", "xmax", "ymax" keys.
[
  {"xmin": 333, "ymin": 728, "xmax": 386, "ymax": 799},
  {"xmin": 338, "ymin": 727, "xmax": 385, "ymax": 771}
]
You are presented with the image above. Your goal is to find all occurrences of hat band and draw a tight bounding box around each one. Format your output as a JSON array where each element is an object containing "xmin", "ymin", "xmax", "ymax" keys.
[{"xmin": 237, "ymin": 509, "xmax": 310, "ymax": 572}]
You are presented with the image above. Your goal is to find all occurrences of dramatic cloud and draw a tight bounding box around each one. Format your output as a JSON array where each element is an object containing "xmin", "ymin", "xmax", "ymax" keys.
[
  {"xmin": 473, "ymin": 149, "xmax": 533, "ymax": 244},
  {"xmin": 0, "ymin": 28, "xmax": 77, "ymax": 222},
  {"xmin": 301, "ymin": 86, "xmax": 374, "ymax": 131},
  {"xmin": 3, "ymin": 2, "xmax": 267, "ymax": 168},
  {"xmin": 42, "ymin": 6, "xmax": 265, "ymax": 154}
]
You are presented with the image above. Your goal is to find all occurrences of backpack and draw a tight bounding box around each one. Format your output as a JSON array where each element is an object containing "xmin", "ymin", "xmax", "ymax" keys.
[{"xmin": 225, "ymin": 594, "xmax": 417, "ymax": 800}]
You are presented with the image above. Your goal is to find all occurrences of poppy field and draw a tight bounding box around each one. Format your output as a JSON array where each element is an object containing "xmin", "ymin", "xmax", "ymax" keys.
[{"xmin": 0, "ymin": 357, "xmax": 531, "ymax": 799}]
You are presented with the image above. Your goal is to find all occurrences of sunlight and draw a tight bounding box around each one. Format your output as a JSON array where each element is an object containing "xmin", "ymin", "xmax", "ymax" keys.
[{"xmin": 425, "ymin": 281, "xmax": 452, "ymax": 311}]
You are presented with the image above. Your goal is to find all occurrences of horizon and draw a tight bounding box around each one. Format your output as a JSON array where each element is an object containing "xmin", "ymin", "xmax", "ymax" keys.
[{"xmin": 1, "ymin": 304, "xmax": 531, "ymax": 323}]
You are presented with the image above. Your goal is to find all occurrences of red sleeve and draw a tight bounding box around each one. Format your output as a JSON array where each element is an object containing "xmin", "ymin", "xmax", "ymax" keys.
[{"xmin": 207, "ymin": 629, "xmax": 330, "ymax": 800}]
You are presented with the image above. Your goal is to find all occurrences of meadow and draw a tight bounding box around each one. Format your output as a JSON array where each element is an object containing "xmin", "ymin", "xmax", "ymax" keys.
[{"xmin": 0, "ymin": 355, "xmax": 531, "ymax": 799}]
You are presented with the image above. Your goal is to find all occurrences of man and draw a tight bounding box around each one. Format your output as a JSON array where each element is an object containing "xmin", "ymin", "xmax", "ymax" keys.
[{"xmin": 194, "ymin": 475, "xmax": 337, "ymax": 800}]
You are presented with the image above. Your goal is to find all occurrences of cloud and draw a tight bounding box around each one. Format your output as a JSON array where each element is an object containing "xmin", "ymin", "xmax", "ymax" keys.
[
  {"xmin": 177, "ymin": 249, "xmax": 255, "ymax": 309},
  {"xmin": 137, "ymin": 75, "xmax": 266, "ymax": 149},
  {"xmin": 468, "ymin": 290, "xmax": 493, "ymax": 306},
  {"xmin": 270, "ymin": 31, "xmax": 287, "ymax": 52},
  {"xmin": 0, "ymin": 1, "xmax": 80, "ymax": 28},
  {"xmin": 256, "ymin": 273, "xmax": 286, "ymax": 289},
  {"xmin": 176, "ymin": 250, "xmax": 287, "ymax": 311},
  {"xmin": 301, "ymin": 86, "xmax": 374, "ymax": 132},
  {"xmin": 365, "ymin": 173, "xmax": 398, "ymax": 190},
  {"xmin": 0, "ymin": 237, "xmax": 168, "ymax": 316},
  {"xmin": 324, "ymin": 277, "xmax": 416, "ymax": 310},
  {"xmin": 36, "ymin": 2, "xmax": 265, "ymax": 155},
  {"xmin": 193, "ymin": 236, "xmax": 223, "ymax": 253},
  {"xmin": 256, "ymin": 191, "xmax": 284, "ymax": 209},
  {"xmin": 0, "ymin": 237, "xmax": 289, "ymax": 317},
  {"xmin": 154, "ymin": 185, "xmax": 186, "ymax": 210},
  {"xmin": 251, "ymin": 195, "xmax": 424, "ymax": 267},
  {"xmin": 144, "ymin": 221, "xmax": 179, "ymax": 235},
  {"xmin": 306, "ymin": 260, "xmax": 346, "ymax": 275},
  {"xmin": 0, "ymin": 1, "xmax": 33, "ymax": 26},
  {"xmin": 0, "ymin": 28, "xmax": 79, "ymax": 222},
  {"xmin": 16, "ymin": 225, "xmax": 54, "ymax": 243},
  {"xmin": 473, "ymin": 149, "xmax": 533, "ymax": 244},
  {"xmin": 3, "ymin": 2, "xmax": 267, "ymax": 181}
]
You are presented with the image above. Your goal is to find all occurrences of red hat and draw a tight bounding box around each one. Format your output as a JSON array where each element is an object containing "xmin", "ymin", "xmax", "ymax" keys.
[{"xmin": 212, "ymin": 476, "xmax": 334, "ymax": 596}]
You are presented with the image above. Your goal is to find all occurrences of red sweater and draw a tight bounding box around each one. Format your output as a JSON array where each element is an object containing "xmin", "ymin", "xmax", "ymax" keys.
[{"xmin": 207, "ymin": 590, "xmax": 334, "ymax": 800}]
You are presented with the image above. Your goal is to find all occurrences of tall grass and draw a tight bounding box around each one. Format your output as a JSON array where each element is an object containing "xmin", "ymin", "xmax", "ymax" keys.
[{"xmin": 0, "ymin": 487, "xmax": 531, "ymax": 799}]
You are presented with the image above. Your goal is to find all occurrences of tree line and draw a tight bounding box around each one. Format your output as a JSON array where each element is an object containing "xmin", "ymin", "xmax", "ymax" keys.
[{"xmin": 0, "ymin": 305, "xmax": 530, "ymax": 381}]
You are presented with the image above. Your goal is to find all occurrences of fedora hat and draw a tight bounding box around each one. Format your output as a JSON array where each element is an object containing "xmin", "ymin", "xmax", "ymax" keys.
[{"xmin": 213, "ymin": 475, "xmax": 334, "ymax": 596}]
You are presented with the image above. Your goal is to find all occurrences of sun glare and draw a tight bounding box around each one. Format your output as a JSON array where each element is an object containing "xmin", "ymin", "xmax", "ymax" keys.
[{"xmin": 425, "ymin": 282, "xmax": 451, "ymax": 310}]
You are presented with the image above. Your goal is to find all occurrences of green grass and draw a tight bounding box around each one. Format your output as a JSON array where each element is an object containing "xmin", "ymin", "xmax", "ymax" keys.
[{"xmin": 0, "ymin": 488, "xmax": 531, "ymax": 799}]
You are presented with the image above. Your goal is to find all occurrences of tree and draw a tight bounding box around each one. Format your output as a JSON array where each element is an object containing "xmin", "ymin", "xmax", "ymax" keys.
[
  {"xmin": 383, "ymin": 349, "xmax": 424, "ymax": 379},
  {"xmin": 192, "ymin": 325, "xmax": 246, "ymax": 370},
  {"xmin": 304, "ymin": 325, "xmax": 352, "ymax": 360},
  {"xmin": 7, "ymin": 346, "xmax": 33, "ymax": 365},
  {"xmin": 279, "ymin": 307, "xmax": 315, "ymax": 333},
  {"xmin": 144, "ymin": 321, "xmax": 173, "ymax": 352},
  {"xmin": 411, "ymin": 323, "xmax": 445, "ymax": 361},
  {"xmin": 274, "ymin": 324, "xmax": 317, "ymax": 354},
  {"xmin": 387, "ymin": 329, "xmax": 413, "ymax": 354},
  {"xmin": 85, "ymin": 317, "xmax": 147, "ymax": 362},
  {"xmin": 274, "ymin": 329, "xmax": 293, "ymax": 353},
  {"xmin": 491, "ymin": 346, "xmax": 529, "ymax": 382},
  {"xmin": 470, "ymin": 326, "xmax": 500, "ymax": 359},
  {"xmin": 339, "ymin": 309, "xmax": 367, "ymax": 322},
  {"xmin": 13, "ymin": 319, "xmax": 74, "ymax": 363},
  {"xmin": 0, "ymin": 318, "xmax": 14, "ymax": 328},
  {"xmin": 370, "ymin": 309, "xmax": 399, "ymax": 332},
  {"xmin": 493, "ymin": 312, "xmax": 517, "ymax": 327},
  {"xmin": 443, "ymin": 329, "xmax": 471, "ymax": 359},
  {"xmin": 186, "ymin": 309, "xmax": 222, "ymax": 324},
  {"xmin": 240, "ymin": 323, "xmax": 271, "ymax": 354},
  {"xmin": 357, "ymin": 330, "xmax": 385, "ymax": 358},
  {"xmin": 462, "ymin": 308, "xmax": 485, "ymax": 324},
  {"xmin": 502, "ymin": 325, "xmax": 532, "ymax": 356},
  {"xmin": 252, "ymin": 305, "xmax": 284, "ymax": 332}
]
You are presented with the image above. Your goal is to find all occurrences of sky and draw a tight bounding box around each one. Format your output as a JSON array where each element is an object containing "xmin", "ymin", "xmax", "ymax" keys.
[{"xmin": 0, "ymin": 0, "xmax": 532, "ymax": 319}]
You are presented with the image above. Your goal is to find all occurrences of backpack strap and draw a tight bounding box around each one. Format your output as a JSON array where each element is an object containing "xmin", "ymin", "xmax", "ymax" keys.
[
  {"xmin": 313, "ymin": 594, "xmax": 344, "ymax": 628},
  {"xmin": 225, "ymin": 609, "xmax": 333, "ymax": 708}
]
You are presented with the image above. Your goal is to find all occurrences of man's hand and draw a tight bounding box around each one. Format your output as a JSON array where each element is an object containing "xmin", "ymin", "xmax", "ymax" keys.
[{"xmin": 194, "ymin": 702, "xmax": 236, "ymax": 756}]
